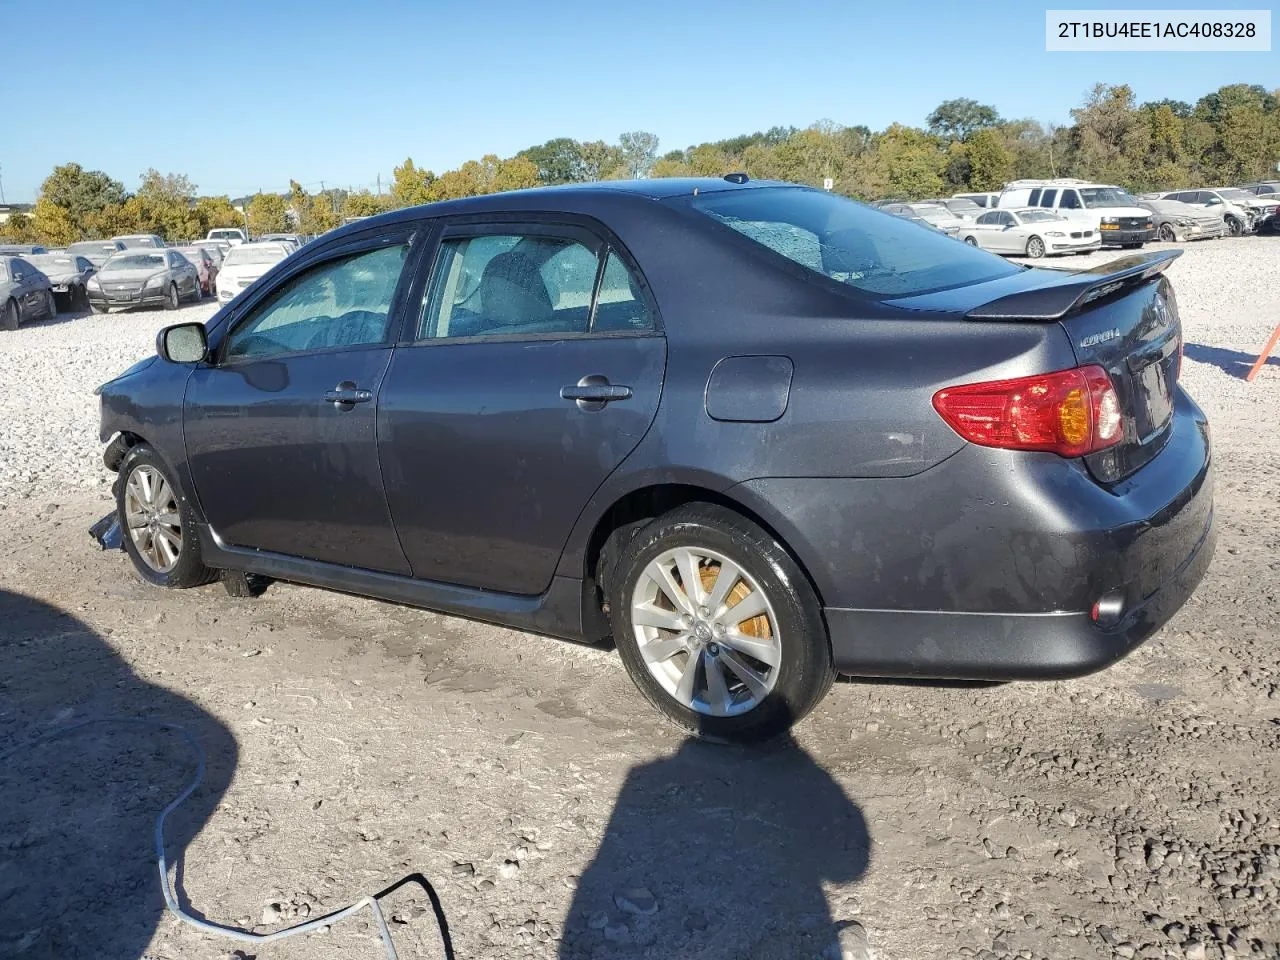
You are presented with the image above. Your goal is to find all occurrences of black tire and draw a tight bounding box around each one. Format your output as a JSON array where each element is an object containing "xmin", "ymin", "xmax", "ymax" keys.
[
  {"xmin": 1025, "ymin": 235, "xmax": 1045, "ymax": 259},
  {"xmin": 164, "ymin": 282, "xmax": 179, "ymax": 310},
  {"xmin": 116, "ymin": 443, "xmax": 217, "ymax": 589},
  {"xmin": 1158, "ymin": 224, "xmax": 1176, "ymax": 243},
  {"xmin": 43, "ymin": 290, "xmax": 57, "ymax": 319},
  {"xmin": 1226, "ymin": 216, "xmax": 1243, "ymax": 238},
  {"xmin": 608, "ymin": 503, "xmax": 835, "ymax": 744},
  {"xmin": 1, "ymin": 298, "xmax": 17, "ymax": 331},
  {"xmin": 963, "ymin": 236, "xmax": 978, "ymax": 246}
]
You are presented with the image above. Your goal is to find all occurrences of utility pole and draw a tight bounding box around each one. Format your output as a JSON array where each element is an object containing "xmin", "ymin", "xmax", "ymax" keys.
[
  {"xmin": 376, "ymin": 174, "xmax": 381, "ymax": 198},
  {"xmin": 0, "ymin": 164, "xmax": 6, "ymax": 205}
]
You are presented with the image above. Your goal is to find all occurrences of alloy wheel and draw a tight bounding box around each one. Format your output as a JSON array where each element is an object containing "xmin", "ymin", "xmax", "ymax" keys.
[
  {"xmin": 124, "ymin": 464, "xmax": 182, "ymax": 573},
  {"xmin": 629, "ymin": 546, "xmax": 781, "ymax": 717},
  {"xmin": 1027, "ymin": 237, "xmax": 1045, "ymax": 258},
  {"xmin": 1159, "ymin": 224, "xmax": 1175, "ymax": 243}
]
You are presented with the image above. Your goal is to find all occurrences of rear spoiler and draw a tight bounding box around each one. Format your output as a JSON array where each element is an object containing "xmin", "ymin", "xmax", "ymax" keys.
[{"xmin": 966, "ymin": 250, "xmax": 1181, "ymax": 321}]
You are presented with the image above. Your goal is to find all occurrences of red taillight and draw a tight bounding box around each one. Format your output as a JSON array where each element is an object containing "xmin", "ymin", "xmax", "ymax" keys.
[{"xmin": 932, "ymin": 365, "xmax": 1124, "ymax": 458}]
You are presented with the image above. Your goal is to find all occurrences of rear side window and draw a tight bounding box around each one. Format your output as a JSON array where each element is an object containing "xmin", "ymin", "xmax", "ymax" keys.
[
  {"xmin": 420, "ymin": 230, "xmax": 653, "ymax": 339},
  {"xmin": 680, "ymin": 187, "xmax": 1018, "ymax": 297},
  {"xmin": 1028, "ymin": 189, "xmax": 1042, "ymax": 206}
]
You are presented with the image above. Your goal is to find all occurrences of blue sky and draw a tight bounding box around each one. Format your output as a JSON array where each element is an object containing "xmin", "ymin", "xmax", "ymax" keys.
[{"xmin": 3, "ymin": 0, "xmax": 1272, "ymax": 201}]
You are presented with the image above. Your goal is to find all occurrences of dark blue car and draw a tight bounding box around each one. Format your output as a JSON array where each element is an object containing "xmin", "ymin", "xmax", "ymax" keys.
[{"xmin": 94, "ymin": 177, "xmax": 1213, "ymax": 742}]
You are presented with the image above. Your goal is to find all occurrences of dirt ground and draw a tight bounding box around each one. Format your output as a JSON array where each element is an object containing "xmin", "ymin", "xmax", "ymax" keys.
[{"xmin": 2, "ymin": 238, "xmax": 1279, "ymax": 960}]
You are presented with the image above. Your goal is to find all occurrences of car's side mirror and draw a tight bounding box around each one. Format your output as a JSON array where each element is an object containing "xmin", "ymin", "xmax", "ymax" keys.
[{"xmin": 157, "ymin": 322, "xmax": 208, "ymax": 363}]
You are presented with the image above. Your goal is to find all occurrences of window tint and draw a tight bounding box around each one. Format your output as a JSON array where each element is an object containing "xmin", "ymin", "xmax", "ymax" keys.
[
  {"xmin": 224, "ymin": 244, "xmax": 408, "ymax": 361},
  {"xmin": 1060, "ymin": 190, "xmax": 1081, "ymax": 209},
  {"xmin": 976, "ymin": 211, "xmax": 995, "ymax": 225},
  {"xmin": 680, "ymin": 187, "xmax": 1017, "ymax": 297},
  {"xmin": 1028, "ymin": 189, "xmax": 1042, "ymax": 206},
  {"xmin": 1038, "ymin": 189, "xmax": 1057, "ymax": 208},
  {"xmin": 421, "ymin": 233, "xmax": 600, "ymax": 339}
]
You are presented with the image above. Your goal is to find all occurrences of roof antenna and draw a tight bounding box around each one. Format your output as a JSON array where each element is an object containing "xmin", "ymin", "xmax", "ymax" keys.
[{"xmin": 724, "ymin": 172, "xmax": 749, "ymax": 184}]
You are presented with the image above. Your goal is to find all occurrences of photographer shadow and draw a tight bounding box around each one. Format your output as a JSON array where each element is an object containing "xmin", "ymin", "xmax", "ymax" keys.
[
  {"xmin": 560, "ymin": 725, "xmax": 870, "ymax": 960},
  {"xmin": 0, "ymin": 589, "xmax": 238, "ymax": 960}
]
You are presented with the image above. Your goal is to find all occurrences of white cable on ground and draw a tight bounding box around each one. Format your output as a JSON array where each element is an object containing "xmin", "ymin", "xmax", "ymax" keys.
[{"xmin": 0, "ymin": 717, "xmax": 401, "ymax": 960}]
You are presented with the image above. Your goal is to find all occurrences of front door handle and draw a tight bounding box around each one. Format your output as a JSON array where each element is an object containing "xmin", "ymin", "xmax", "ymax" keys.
[
  {"xmin": 560, "ymin": 375, "xmax": 633, "ymax": 411},
  {"xmin": 324, "ymin": 380, "xmax": 373, "ymax": 406}
]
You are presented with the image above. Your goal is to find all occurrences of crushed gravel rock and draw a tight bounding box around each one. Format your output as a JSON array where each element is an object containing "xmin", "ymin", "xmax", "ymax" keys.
[{"xmin": 0, "ymin": 237, "xmax": 1278, "ymax": 960}]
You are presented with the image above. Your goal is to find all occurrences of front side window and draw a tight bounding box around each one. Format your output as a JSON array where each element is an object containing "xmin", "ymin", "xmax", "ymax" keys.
[
  {"xmin": 419, "ymin": 230, "xmax": 653, "ymax": 339},
  {"xmin": 1060, "ymin": 190, "xmax": 1082, "ymax": 209},
  {"xmin": 223, "ymin": 243, "xmax": 408, "ymax": 361},
  {"xmin": 679, "ymin": 187, "xmax": 1018, "ymax": 297}
]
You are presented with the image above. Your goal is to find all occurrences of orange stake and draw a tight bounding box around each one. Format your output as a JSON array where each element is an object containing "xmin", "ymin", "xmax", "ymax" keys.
[{"xmin": 1246, "ymin": 322, "xmax": 1280, "ymax": 382}]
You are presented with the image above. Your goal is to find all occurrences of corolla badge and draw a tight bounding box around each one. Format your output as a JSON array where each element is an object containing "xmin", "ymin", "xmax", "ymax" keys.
[{"xmin": 1080, "ymin": 327, "xmax": 1121, "ymax": 349}]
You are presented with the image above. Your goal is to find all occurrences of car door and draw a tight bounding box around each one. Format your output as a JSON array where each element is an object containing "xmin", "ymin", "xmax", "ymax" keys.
[
  {"xmin": 969, "ymin": 211, "xmax": 997, "ymax": 248},
  {"xmin": 183, "ymin": 231, "xmax": 417, "ymax": 573},
  {"xmin": 984, "ymin": 212, "xmax": 1011, "ymax": 253},
  {"xmin": 377, "ymin": 218, "xmax": 667, "ymax": 595},
  {"xmin": 9, "ymin": 259, "xmax": 40, "ymax": 318}
]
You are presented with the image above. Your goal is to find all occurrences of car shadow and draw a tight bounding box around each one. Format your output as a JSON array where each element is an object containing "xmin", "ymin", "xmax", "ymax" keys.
[
  {"xmin": 0, "ymin": 589, "xmax": 238, "ymax": 959},
  {"xmin": 559, "ymin": 727, "xmax": 870, "ymax": 959},
  {"xmin": 1184, "ymin": 342, "xmax": 1279, "ymax": 379}
]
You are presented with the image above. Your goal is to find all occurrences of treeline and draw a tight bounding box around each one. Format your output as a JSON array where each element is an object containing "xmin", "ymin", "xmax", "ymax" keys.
[{"xmin": 4, "ymin": 82, "xmax": 1276, "ymax": 246}]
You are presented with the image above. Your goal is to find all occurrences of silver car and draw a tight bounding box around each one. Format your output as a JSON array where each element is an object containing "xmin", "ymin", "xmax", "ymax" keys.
[
  {"xmin": 1137, "ymin": 199, "xmax": 1228, "ymax": 243},
  {"xmin": 86, "ymin": 249, "xmax": 201, "ymax": 313},
  {"xmin": 0, "ymin": 256, "xmax": 57, "ymax": 330},
  {"xmin": 67, "ymin": 239, "xmax": 128, "ymax": 268}
]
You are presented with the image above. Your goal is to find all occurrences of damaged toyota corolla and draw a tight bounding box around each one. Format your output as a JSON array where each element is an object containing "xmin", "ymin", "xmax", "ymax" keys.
[{"xmin": 92, "ymin": 177, "xmax": 1214, "ymax": 743}]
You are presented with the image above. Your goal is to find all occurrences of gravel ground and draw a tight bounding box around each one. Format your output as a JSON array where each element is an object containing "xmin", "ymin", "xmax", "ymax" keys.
[{"xmin": 1, "ymin": 237, "xmax": 1278, "ymax": 960}]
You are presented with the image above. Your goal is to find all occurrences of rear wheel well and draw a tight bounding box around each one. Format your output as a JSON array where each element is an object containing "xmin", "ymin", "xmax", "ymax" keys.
[{"xmin": 582, "ymin": 484, "xmax": 823, "ymax": 642}]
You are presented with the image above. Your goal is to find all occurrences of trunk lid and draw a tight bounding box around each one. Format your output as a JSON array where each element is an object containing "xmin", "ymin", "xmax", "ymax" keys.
[{"xmin": 887, "ymin": 251, "xmax": 1183, "ymax": 484}]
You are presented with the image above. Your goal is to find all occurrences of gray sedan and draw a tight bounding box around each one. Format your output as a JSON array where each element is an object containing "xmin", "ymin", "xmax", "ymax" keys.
[
  {"xmin": 0, "ymin": 256, "xmax": 57, "ymax": 330},
  {"xmin": 87, "ymin": 250, "xmax": 201, "ymax": 313}
]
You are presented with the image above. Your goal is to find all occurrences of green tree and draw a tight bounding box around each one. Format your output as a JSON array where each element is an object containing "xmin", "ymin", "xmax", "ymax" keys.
[
  {"xmin": 0, "ymin": 212, "xmax": 35, "ymax": 243},
  {"xmin": 246, "ymin": 192, "xmax": 289, "ymax": 236},
  {"xmin": 927, "ymin": 99, "xmax": 1001, "ymax": 141},
  {"xmin": 39, "ymin": 163, "xmax": 126, "ymax": 233},
  {"xmin": 965, "ymin": 128, "xmax": 1014, "ymax": 191},
  {"xmin": 618, "ymin": 130, "xmax": 660, "ymax": 178},
  {"xmin": 1068, "ymin": 84, "xmax": 1149, "ymax": 185},
  {"xmin": 518, "ymin": 138, "xmax": 591, "ymax": 184},
  {"xmin": 390, "ymin": 158, "xmax": 435, "ymax": 208},
  {"xmin": 132, "ymin": 169, "xmax": 202, "ymax": 240},
  {"xmin": 342, "ymin": 190, "xmax": 386, "ymax": 219}
]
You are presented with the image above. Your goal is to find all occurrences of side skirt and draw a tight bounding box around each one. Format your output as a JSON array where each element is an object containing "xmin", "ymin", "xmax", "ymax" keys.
[{"xmin": 197, "ymin": 524, "xmax": 589, "ymax": 643}]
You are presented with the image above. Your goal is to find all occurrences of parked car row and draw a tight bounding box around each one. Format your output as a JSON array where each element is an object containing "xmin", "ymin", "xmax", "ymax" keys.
[
  {"xmin": 0, "ymin": 226, "xmax": 319, "ymax": 329},
  {"xmin": 881, "ymin": 177, "xmax": 1278, "ymax": 259}
]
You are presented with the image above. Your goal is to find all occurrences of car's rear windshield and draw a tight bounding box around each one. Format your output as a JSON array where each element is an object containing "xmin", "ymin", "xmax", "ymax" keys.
[
  {"xmin": 224, "ymin": 245, "xmax": 286, "ymax": 266},
  {"xmin": 104, "ymin": 253, "xmax": 166, "ymax": 270},
  {"xmin": 679, "ymin": 187, "xmax": 1019, "ymax": 297},
  {"xmin": 209, "ymin": 230, "xmax": 241, "ymax": 239},
  {"xmin": 1217, "ymin": 188, "xmax": 1255, "ymax": 203}
]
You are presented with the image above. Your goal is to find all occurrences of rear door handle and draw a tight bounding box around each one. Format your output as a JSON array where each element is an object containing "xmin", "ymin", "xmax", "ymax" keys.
[
  {"xmin": 560, "ymin": 375, "xmax": 632, "ymax": 410},
  {"xmin": 324, "ymin": 381, "xmax": 373, "ymax": 406}
]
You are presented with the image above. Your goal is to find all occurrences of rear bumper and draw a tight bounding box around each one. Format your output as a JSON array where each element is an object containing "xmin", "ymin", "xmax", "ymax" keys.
[
  {"xmin": 824, "ymin": 503, "xmax": 1213, "ymax": 679},
  {"xmin": 730, "ymin": 389, "xmax": 1214, "ymax": 681}
]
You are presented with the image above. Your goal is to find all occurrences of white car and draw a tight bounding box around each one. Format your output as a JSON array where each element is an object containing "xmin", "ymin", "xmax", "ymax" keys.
[
  {"xmin": 215, "ymin": 242, "xmax": 290, "ymax": 302},
  {"xmin": 207, "ymin": 227, "xmax": 248, "ymax": 247},
  {"xmin": 959, "ymin": 208, "xmax": 1101, "ymax": 258},
  {"xmin": 998, "ymin": 179, "xmax": 1155, "ymax": 248}
]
